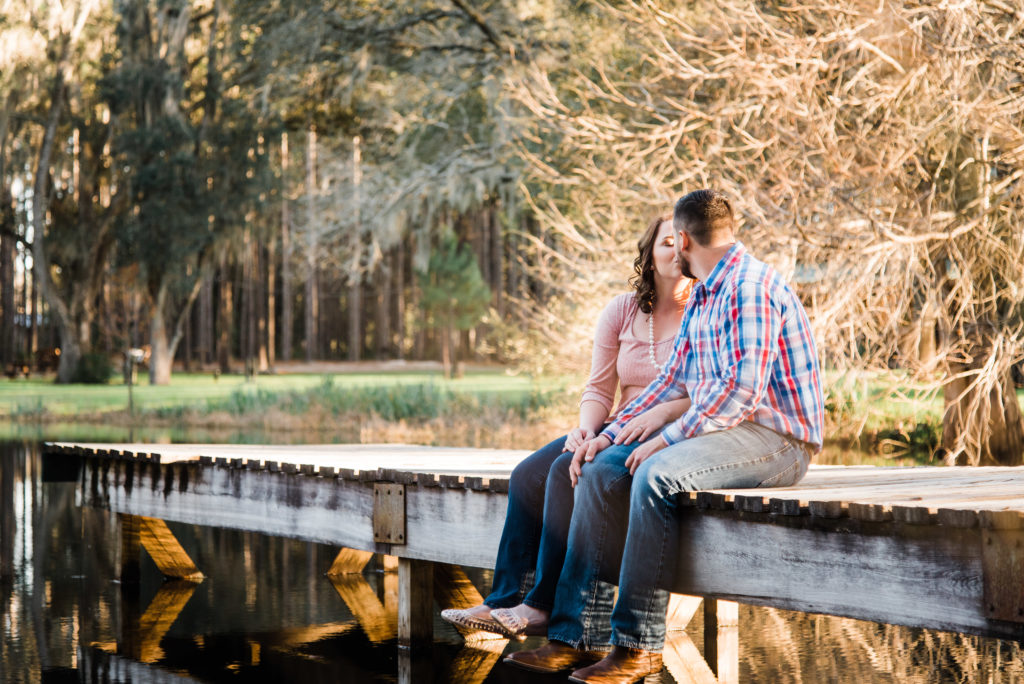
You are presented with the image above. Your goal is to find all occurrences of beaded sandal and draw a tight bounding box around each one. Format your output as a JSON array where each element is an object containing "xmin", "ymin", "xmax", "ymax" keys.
[
  {"xmin": 440, "ymin": 608, "xmax": 508, "ymax": 637},
  {"xmin": 490, "ymin": 607, "xmax": 548, "ymax": 641}
]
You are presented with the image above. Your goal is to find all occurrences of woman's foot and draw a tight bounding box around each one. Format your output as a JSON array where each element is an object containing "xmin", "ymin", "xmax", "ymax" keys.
[
  {"xmin": 490, "ymin": 604, "xmax": 550, "ymax": 640},
  {"xmin": 462, "ymin": 604, "xmax": 496, "ymax": 620},
  {"xmin": 440, "ymin": 604, "xmax": 506, "ymax": 637}
]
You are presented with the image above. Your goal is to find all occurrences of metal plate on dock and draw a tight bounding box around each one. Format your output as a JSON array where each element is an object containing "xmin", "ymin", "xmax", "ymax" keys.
[{"xmin": 373, "ymin": 484, "xmax": 406, "ymax": 545}]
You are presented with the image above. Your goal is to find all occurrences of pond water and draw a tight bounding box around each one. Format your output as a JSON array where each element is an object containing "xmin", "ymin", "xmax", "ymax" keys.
[{"xmin": 2, "ymin": 429, "xmax": 1022, "ymax": 683}]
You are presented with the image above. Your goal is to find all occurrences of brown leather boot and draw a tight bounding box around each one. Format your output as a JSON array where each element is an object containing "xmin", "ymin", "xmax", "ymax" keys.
[
  {"xmin": 503, "ymin": 641, "xmax": 605, "ymax": 673},
  {"xmin": 568, "ymin": 645, "xmax": 664, "ymax": 683}
]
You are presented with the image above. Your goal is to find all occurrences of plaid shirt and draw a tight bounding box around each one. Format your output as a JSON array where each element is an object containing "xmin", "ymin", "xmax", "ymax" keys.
[{"xmin": 602, "ymin": 241, "xmax": 824, "ymax": 449}]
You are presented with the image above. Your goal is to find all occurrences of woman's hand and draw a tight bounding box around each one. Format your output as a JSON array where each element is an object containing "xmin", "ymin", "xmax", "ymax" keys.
[
  {"xmin": 615, "ymin": 405, "xmax": 668, "ymax": 445},
  {"xmin": 569, "ymin": 434, "xmax": 611, "ymax": 487},
  {"xmin": 564, "ymin": 427, "xmax": 596, "ymax": 454}
]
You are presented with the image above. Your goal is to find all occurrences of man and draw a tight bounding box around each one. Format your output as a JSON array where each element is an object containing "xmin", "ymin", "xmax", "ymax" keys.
[{"xmin": 504, "ymin": 189, "xmax": 824, "ymax": 683}]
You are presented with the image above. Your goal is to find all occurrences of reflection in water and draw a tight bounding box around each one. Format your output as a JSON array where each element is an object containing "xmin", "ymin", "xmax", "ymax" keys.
[{"xmin": 2, "ymin": 437, "xmax": 1024, "ymax": 683}]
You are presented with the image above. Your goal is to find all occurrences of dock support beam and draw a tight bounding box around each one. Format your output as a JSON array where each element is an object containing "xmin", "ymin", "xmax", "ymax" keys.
[
  {"xmin": 118, "ymin": 514, "xmax": 204, "ymax": 581},
  {"xmin": 327, "ymin": 547, "xmax": 374, "ymax": 575},
  {"xmin": 666, "ymin": 593, "xmax": 704, "ymax": 631},
  {"xmin": 398, "ymin": 558, "xmax": 433, "ymax": 647},
  {"xmin": 704, "ymin": 600, "xmax": 739, "ymax": 684}
]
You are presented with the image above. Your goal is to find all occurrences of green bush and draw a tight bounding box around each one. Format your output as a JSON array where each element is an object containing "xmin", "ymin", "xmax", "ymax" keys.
[
  {"xmin": 198, "ymin": 378, "xmax": 556, "ymax": 422},
  {"xmin": 72, "ymin": 353, "xmax": 114, "ymax": 384}
]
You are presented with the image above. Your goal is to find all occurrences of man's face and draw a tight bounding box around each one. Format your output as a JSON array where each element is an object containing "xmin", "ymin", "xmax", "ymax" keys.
[{"xmin": 674, "ymin": 220, "xmax": 697, "ymax": 280}]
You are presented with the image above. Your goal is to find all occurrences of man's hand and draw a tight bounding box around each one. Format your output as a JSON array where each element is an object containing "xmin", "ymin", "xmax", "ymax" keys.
[
  {"xmin": 569, "ymin": 434, "xmax": 611, "ymax": 487},
  {"xmin": 564, "ymin": 427, "xmax": 595, "ymax": 453},
  {"xmin": 624, "ymin": 435, "xmax": 668, "ymax": 475},
  {"xmin": 615, "ymin": 405, "xmax": 667, "ymax": 445}
]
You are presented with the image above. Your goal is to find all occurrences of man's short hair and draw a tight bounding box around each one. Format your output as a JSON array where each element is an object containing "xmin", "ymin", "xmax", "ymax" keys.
[{"xmin": 673, "ymin": 189, "xmax": 735, "ymax": 246}]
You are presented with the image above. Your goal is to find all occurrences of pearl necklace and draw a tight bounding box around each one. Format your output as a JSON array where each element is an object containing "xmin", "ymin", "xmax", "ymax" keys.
[{"xmin": 648, "ymin": 311, "xmax": 660, "ymax": 369}]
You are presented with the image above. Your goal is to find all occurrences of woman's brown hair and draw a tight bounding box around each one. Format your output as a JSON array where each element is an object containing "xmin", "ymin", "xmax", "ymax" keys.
[{"xmin": 629, "ymin": 214, "xmax": 673, "ymax": 314}]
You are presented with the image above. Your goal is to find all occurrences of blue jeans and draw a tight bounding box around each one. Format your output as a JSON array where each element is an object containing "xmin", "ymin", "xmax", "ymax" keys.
[
  {"xmin": 484, "ymin": 433, "xmax": 604, "ymax": 610},
  {"xmin": 547, "ymin": 421, "xmax": 810, "ymax": 651}
]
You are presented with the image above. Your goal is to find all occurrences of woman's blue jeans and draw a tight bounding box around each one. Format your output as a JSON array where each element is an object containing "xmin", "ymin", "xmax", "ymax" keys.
[
  {"xmin": 484, "ymin": 432, "xmax": 605, "ymax": 611},
  {"xmin": 546, "ymin": 421, "xmax": 810, "ymax": 651}
]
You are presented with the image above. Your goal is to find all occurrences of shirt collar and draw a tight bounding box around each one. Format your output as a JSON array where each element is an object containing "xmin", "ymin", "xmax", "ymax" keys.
[{"xmin": 702, "ymin": 241, "xmax": 745, "ymax": 294}]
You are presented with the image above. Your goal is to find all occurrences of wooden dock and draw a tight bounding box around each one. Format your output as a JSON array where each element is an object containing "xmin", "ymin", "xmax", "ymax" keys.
[{"xmin": 42, "ymin": 441, "xmax": 1024, "ymax": 680}]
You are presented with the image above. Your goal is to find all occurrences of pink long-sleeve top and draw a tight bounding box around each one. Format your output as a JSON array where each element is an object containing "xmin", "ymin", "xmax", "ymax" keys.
[{"xmin": 579, "ymin": 293, "xmax": 679, "ymax": 420}]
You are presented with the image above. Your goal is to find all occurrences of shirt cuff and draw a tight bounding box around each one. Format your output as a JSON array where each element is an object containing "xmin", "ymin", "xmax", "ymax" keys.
[
  {"xmin": 661, "ymin": 421, "xmax": 685, "ymax": 445},
  {"xmin": 600, "ymin": 423, "xmax": 621, "ymax": 442}
]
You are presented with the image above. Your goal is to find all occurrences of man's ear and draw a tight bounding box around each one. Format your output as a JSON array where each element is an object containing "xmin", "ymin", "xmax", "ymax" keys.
[{"xmin": 677, "ymin": 228, "xmax": 691, "ymax": 251}]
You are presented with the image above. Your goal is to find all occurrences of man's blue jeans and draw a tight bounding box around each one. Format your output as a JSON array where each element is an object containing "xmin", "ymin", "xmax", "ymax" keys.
[
  {"xmin": 484, "ymin": 429, "xmax": 611, "ymax": 611},
  {"xmin": 546, "ymin": 421, "xmax": 810, "ymax": 651}
]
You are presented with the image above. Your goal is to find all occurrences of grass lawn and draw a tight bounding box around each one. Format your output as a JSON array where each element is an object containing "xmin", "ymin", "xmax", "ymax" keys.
[{"xmin": 0, "ymin": 369, "xmax": 569, "ymax": 418}]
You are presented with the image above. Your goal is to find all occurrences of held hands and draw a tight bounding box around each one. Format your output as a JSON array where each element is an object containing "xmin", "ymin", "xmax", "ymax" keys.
[
  {"xmin": 624, "ymin": 435, "xmax": 668, "ymax": 475},
  {"xmin": 614, "ymin": 404, "xmax": 669, "ymax": 445},
  {"xmin": 569, "ymin": 434, "xmax": 611, "ymax": 487},
  {"xmin": 564, "ymin": 427, "xmax": 596, "ymax": 454}
]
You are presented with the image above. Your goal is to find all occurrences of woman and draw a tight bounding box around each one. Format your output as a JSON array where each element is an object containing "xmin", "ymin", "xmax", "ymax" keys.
[{"xmin": 441, "ymin": 215, "xmax": 692, "ymax": 639}]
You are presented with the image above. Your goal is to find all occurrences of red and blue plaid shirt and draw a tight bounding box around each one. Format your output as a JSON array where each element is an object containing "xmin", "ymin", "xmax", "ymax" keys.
[{"xmin": 603, "ymin": 241, "xmax": 824, "ymax": 449}]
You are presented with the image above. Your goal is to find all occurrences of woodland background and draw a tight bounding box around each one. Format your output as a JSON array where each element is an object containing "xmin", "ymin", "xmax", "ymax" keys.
[{"xmin": 1, "ymin": 0, "xmax": 1023, "ymax": 465}]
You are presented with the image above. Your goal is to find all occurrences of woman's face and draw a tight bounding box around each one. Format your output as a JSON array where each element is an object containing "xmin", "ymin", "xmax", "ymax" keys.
[{"xmin": 651, "ymin": 219, "xmax": 681, "ymax": 280}]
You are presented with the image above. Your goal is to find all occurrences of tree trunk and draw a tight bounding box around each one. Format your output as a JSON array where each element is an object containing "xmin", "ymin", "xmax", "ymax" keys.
[
  {"xmin": 198, "ymin": 278, "xmax": 213, "ymax": 365},
  {"xmin": 280, "ymin": 132, "xmax": 292, "ymax": 362},
  {"xmin": 148, "ymin": 278, "xmax": 203, "ymax": 385},
  {"xmin": 375, "ymin": 259, "xmax": 391, "ymax": 359},
  {"xmin": 490, "ymin": 205, "xmax": 504, "ymax": 316},
  {"xmin": 304, "ymin": 126, "xmax": 318, "ymax": 362},
  {"xmin": 246, "ymin": 238, "xmax": 258, "ymax": 376},
  {"xmin": 217, "ymin": 263, "xmax": 233, "ymax": 373},
  {"xmin": 942, "ymin": 323, "xmax": 1024, "ymax": 466},
  {"xmin": 346, "ymin": 136, "xmax": 363, "ymax": 362},
  {"xmin": 440, "ymin": 307, "xmax": 453, "ymax": 379},
  {"xmin": 412, "ymin": 274, "xmax": 425, "ymax": 360},
  {"xmin": 182, "ymin": 299, "xmax": 193, "ymax": 371},
  {"xmin": 240, "ymin": 230, "xmax": 255, "ymax": 378},
  {"xmin": 393, "ymin": 247, "xmax": 405, "ymax": 360},
  {"xmin": 263, "ymin": 240, "xmax": 274, "ymax": 370},
  {"xmin": 0, "ymin": 232, "xmax": 14, "ymax": 368},
  {"xmin": 304, "ymin": 262, "xmax": 318, "ymax": 362},
  {"xmin": 101, "ymin": 281, "xmax": 113, "ymax": 358},
  {"xmin": 30, "ymin": 63, "xmax": 80, "ymax": 382},
  {"xmin": 149, "ymin": 299, "xmax": 173, "ymax": 385}
]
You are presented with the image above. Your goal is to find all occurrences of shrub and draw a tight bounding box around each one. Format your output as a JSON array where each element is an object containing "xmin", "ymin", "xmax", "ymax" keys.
[{"xmin": 72, "ymin": 353, "xmax": 114, "ymax": 384}]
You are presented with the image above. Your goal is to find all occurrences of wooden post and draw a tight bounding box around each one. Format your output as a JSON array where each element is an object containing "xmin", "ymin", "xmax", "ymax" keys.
[
  {"xmin": 118, "ymin": 514, "xmax": 143, "ymax": 660},
  {"xmin": 119, "ymin": 513, "xmax": 142, "ymax": 585},
  {"xmin": 703, "ymin": 599, "xmax": 739, "ymax": 684},
  {"xmin": 398, "ymin": 649, "xmax": 433, "ymax": 684},
  {"xmin": 398, "ymin": 558, "xmax": 433, "ymax": 647},
  {"xmin": 0, "ymin": 451, "xmax": 14, "ymax": 581}
]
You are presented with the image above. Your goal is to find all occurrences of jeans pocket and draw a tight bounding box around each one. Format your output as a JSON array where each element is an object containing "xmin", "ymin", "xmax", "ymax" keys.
[{"xmin": 757, "ymin": 454, "xmax": 800, "ymax": 488}]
